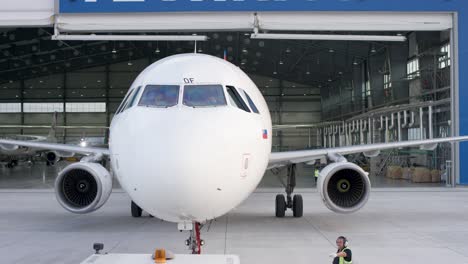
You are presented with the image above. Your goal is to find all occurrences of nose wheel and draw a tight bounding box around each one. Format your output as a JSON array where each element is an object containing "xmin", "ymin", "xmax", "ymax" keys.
[{"xmin": 275, "ymin": 164, "xmax": 303, "ymax": 218}]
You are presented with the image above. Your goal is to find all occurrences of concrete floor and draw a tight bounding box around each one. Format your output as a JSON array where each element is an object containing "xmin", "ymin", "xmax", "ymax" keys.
[{"xmin": 1, "ymin": 188, "xmax": 468, "ymax": 264}]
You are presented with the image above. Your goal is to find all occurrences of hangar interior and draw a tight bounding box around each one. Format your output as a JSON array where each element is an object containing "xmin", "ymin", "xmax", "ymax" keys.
[{"xmin": 0, "ymin": 23, "xmax": 454, "ymax": 188}]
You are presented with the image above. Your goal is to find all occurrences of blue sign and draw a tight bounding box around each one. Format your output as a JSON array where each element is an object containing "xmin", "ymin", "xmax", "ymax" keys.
[{"xmin": 59, "ymin": 0, "xmax": 462, "ymax": 14}]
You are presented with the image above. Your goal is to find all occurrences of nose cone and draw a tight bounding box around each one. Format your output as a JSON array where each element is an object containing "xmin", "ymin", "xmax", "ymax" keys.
[{"xmin": 111, "ymin": 107, "xmax": 269, "ymax": 222}]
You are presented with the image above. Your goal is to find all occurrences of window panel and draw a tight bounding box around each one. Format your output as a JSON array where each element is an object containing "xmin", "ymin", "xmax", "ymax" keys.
[
  {"xmin": 138, "ymin": 85, "xmax": 179, "ymax": 108},
  {"xmin": 183, "ymin": 85, "xmax": 227, "ymax": 107},
  {"xmin": 438, "ymin": 43, "xmax": 451, "ymax": 69},
  {"xmin": 407, "ymin": 58, "xmax": 420, "ymax": 79},
  {"xmin": 65, "ymin": 103, "xmax": 106, "ymax": 113},
  {"xmin": 23, "ymin": 103, "xmax": 64, "ymax": 113},
  {"xmin": 127, "ymin": 86, "xmax": 142, "ymax": 108},
  {"xmin": 226, "ymin": 86, "xmax": 250, "ymax": 112},
  {"xmin": 241, "ymin": 89, "xmax": 260, "ymax": 114},
  {"xmin": 0, "ymin": 103, "xmax": 21, "ymax": 113}
]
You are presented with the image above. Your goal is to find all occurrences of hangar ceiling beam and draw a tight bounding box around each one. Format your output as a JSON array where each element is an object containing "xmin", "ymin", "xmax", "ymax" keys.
[
  {"xmin": 251, "ymin": 33, "xmax": 406, "ymax": 42},
  {"xmin": 52, "ymin": 34, "xmax": 208, "ymax": 42}
]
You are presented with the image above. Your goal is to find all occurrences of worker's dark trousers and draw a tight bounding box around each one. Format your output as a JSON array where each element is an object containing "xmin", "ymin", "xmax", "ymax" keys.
[{"xmin": 332, "ymin": 257, "xmax": 339, "ymax": 264}]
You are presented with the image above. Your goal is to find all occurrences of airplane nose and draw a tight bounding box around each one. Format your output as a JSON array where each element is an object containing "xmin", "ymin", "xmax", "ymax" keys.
[{"xmin": 115, "ymin": 108, "xmax": 264, "ymax": 222}]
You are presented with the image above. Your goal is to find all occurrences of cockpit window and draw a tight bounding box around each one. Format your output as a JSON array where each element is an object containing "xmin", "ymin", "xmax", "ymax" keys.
[
  {"xmin": 138, "ymin": 85, "xmax": 179, "ymax": 108},
  {"xmin": 242, "ymin": 90, "xmax": 260, "ymax": 114},
  {"xmin": 125, "ymin": 86, "xmax": 142, "ymax": 110},
  {"xmin": 115, "ymin": 90, "xmax": 132, "ymax": 114},
  {"xmin": 226, "ymin": 86, "xmax": 251, "ymax": 112},
  {"xmin": 183, "ymin": 85, "xmax": 227, "ymax": 107}
]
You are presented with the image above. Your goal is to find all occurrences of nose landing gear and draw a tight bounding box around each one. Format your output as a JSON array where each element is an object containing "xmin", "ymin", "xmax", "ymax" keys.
[
  {"xmin": 185, "ymin": 222, "xmax": 203, "ymax": 254},
  {"xmin": 275, "ymin": 164, "xmax": 303, "ymax": 218},
  {"xmin": 181, "ymin": 222, "xmax": 204, "ymax": 254}
]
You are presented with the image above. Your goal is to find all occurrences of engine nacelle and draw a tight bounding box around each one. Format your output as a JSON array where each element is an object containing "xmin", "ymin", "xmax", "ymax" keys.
[
  {"xmin": 55, "ymin": 162, "xmax": 112, "ymax": 214},
  {"xmin": 44, "ymin": 151, "xmax": 60, "ymax": 164},
  {"xmin": 317, "ymin": 162, "xmax": 371, "ymax": 214},
  {"xmin": 44, "ymin": 151, "xmax": 75, "ymax": 165}
]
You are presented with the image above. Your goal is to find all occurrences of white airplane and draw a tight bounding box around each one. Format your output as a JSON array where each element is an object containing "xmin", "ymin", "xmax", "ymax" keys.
[
  {"xmin": 0, "ymin": 53, "xmax": 467, "ymax": 254},
  {"xmin": 0, "ymin": 112, "xmax": 110, "ymax": 168},
  {"xmin": 0, "ymin": 112, "xmax": 71, "ymax": 167}
]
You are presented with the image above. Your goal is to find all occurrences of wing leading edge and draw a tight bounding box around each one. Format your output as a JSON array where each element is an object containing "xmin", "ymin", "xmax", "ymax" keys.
[
  {"xmin": 0, "ymin": 139, "xmax": 110, "ymax": 156},
  {"xmin": 268, "ymin": 136, "xmax": 468, "ymax": 169}
]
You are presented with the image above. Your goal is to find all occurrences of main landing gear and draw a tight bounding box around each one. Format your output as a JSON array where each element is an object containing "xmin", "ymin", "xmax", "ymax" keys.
[
  {"xmin": 131, "ymin": 201, "xmax": 155, "ymax": 218},
  {"xmin": 275, "ymin": 164, "xmax": 303, "ymax": 218},
  {"xmin": 5, "ymin": 160, "xmax": 18, "ymax": 168},
  {"xmin": 185, "ymin": 222, "xmax": 204, "ymax": 254},
  {"xmin": 131, "ymin": 201, "xmax": 142, "ymax": 217}
]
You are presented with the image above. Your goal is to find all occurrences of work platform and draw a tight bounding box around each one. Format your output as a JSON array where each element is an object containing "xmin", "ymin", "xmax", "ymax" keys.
[{"xmin": 1, "ymin": 188, "xmax": 468, "ymax": 264}]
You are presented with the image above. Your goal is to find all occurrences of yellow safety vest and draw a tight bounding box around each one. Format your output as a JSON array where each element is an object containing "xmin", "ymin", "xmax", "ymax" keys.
[
  {"xmin": 339, "ymin": 247, "xmax": 352, "ymax": 264},
  {"xmin": 314, "ymin": 169, "xmax": 319, "ymax": 178}
]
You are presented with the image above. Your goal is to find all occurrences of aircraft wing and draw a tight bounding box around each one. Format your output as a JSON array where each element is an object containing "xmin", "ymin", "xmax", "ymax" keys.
[
  {"xmin": 268, "ymin": 136, "xmax": 468, "ymax": 169},
  {"xmin": 0, "ymin": 139, "xmax": 110, "ymax": 156}
]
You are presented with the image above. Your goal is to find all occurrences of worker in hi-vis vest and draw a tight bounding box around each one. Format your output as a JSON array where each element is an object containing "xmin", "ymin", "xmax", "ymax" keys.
[
  {"xmin": 314, "ymin": 167, "xmax": 319, "ymax": 184},
  {"xmin": 329, "ymin": 236, "xmax": 352, "ymax": 264}
]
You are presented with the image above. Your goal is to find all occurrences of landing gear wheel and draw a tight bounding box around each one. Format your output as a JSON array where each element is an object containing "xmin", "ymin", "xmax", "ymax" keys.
[
  {"xmin": 131, "ymin": 201, "xmax": 142, "ymax": 217},
  {"xmin": 292, "ymin": 194, "xmax": 303, "ymax": 218},
  {"xmin": 275, "ymin": 194, "xmax": 286, "ymax": 218}
]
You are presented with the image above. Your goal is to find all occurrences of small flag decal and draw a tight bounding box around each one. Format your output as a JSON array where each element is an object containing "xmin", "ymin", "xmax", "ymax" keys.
[{"xmin": 262, "ymin": 129, "xmax": 268, "ymax": 139}]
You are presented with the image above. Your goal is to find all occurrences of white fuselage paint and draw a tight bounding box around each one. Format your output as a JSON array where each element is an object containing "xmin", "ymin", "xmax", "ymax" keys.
[{"xmin": 110, "ymin": 54, "xmax": 272, "ymax": 223}]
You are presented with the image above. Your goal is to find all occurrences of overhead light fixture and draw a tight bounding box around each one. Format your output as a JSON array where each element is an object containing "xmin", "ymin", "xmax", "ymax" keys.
[
  {"xmin": 371, "ymin": 44, "xmax": 377, "ymax": 53},
  {"xmin": 112, "ymin": 48, "xmax": 117, "ymax": 54},
  {"xmin": 251, "ymin": 33, "xmax": 407, "ymax": 42},
  {"xmin": 155, "ymin": 48, "xmax": 161, "ymax": 54},
  {"xmin": 306, "ymin": 71, "xmax": 311, "ymax": 75},
  {"xmin": 53, "ymin": 34, "xmax": 208, "ymax": 42},
  {"xmin": 329, "ymin": 49, "xmax": 335, "ymax": 53},
  {"xmin": 279, "ymin": 60, "xmax": 284, "ymax": 65},
  {"xmin": 286, "ymin": 47, "xmax": 291, "ymax": 53},
  {"xmin": 79, "ymin": 139, "xmax": 88, "ymax": 148}
]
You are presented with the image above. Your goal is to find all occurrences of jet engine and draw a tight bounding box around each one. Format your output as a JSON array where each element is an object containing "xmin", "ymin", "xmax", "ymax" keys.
[
  {"xmin": 44, "ymin": 150, "xmax": 75, "ymax": 165},
  {"xmin": 317, "ymin": 162, "xmax": 371, "ymax": 214},
  {"xmin": 44, "ymin": 151, "xmax": 60, "ymax": 165},
  {"xmin": 55, "ymin": 162, "xmax": 112, "ymax": 214}
]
